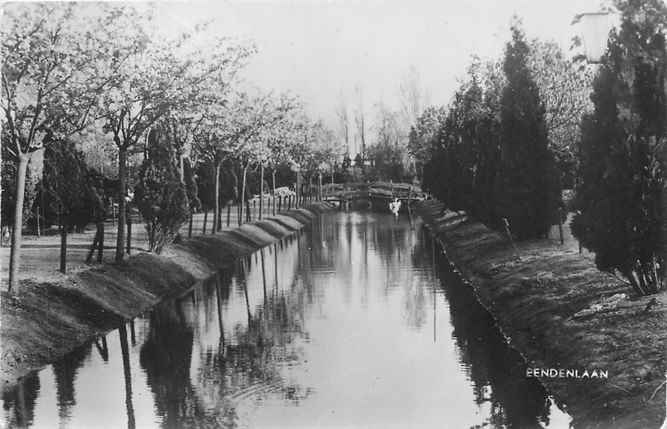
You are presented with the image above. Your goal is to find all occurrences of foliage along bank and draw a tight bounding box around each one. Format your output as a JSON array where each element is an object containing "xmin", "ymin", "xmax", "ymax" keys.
[{"xmin": 411, "ymin": 1, "xmax": 666, "ymax": 295}]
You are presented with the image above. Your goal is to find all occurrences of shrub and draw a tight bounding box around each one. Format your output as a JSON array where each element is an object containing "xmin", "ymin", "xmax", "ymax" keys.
[{"xmin": 134, "ymin": 127, "xmax": 189, "ymax": 253}]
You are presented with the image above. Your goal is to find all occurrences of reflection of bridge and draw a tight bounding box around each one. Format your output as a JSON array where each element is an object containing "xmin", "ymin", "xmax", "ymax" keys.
[{"xmin": 322, "ymin": 182, "xmax": 427, "ymax": 210}]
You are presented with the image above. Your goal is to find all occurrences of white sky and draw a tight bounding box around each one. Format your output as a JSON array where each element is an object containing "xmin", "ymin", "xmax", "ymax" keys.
[{"xmin": 155, "ymin": 0, "xmax": 604, "ymax": 135}]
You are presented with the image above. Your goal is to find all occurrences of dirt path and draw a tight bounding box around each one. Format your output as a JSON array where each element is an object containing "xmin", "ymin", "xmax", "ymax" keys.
[
  {"xmin": 0, "ymin": 203, "xmax": 294, "ymax": 287},
  {"xmin": 418, "ymin": 200, "xmax": 666, "ymax": 429}
]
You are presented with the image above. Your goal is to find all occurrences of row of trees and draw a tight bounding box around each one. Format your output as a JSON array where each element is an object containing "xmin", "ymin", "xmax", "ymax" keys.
[
  {"xmin": 1, "ymin": 3, "xmax": 343, "ymax": 292},
  {"xmin": 412, "ymin": 0, "xmax": 665, "ymax": 295},
  {"xmin": 334, "ymin": 69, "xmax": 429, "ymax": 184},
  {"xmin": 414, "ymin": 23, "xmax": 565, "ymax": 239},
  {"xmin": 571, "ymin": 0, "xmax": 666, "ymax": 295}
]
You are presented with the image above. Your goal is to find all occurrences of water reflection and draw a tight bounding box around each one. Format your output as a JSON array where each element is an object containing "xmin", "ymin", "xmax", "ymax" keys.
[
  {"xmin": 2, "ymin": 370, "xmax": 40, "ymax": 427},
  {"xmin": 53, "ymin": 344, "xmax": 90, "ymax": 426},
  {"xmin": 3, "ymin": 212, "xmax": 571, "ymax": 429},
  {"xmin": 430, "ymin": 231, "xmax": 557, "ymax": 429}
]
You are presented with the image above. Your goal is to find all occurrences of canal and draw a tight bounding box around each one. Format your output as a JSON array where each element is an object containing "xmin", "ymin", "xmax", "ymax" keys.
[{"xmin": 3, "ymin": 211, "xmax": 571, "ymax": 428}]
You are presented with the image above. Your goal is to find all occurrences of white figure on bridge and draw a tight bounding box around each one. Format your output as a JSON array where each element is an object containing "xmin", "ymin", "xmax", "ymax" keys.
[{"xmin": 389, "ymin": 198, "xmax": 401, "ymax": 216}]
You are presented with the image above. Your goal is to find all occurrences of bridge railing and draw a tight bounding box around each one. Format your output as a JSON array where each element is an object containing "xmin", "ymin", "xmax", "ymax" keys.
[{"xmin": 322, "ymin": 181, "xmax": 427, "ymax": 201}]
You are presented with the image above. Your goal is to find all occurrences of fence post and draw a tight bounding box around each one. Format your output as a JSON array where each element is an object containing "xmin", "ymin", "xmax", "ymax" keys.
[
  {"xmin": 558, "ymin": 207, "xmax": 564, "ymax": 245},
  {"xmin": 60, "ymin": 225, "xmax": 67, "ymax": 273}
]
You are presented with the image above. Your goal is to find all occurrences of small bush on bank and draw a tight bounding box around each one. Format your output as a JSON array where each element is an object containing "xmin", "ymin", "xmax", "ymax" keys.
[{"xmin": 134, "ymin": 127, "xmax": 189, "ymax": 254}]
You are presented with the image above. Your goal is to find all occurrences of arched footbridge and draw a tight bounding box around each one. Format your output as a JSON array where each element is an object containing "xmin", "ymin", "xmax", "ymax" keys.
[{"xmin": 322, "ymin": 182, "xmax": 428, "ymax": 211}]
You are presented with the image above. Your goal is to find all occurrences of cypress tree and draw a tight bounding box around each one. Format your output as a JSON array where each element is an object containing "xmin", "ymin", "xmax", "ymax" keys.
[
  {"xmin": 134, "ymin": 127, "xmax": 189, "ymax": 253},
  {"xmin": 42, "ymin": 139, "xmax": 96, "ymax": 271},
  {"xmin": 495, "ymin": 22, "xmax": 560, "ymax": 240},
  {"xmin": 571, "ymin": 0, "xmax": 665, "ymax": 295}
]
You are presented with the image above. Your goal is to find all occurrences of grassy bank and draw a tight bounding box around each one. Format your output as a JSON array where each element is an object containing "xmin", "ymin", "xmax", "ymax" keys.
[
  {"xmin": 0, "ymin": 203, "xmax": 334, "ymax": 391},
  {"xmin": 417, "ymin": 200, "xmax": 666, "ymax": 429}
]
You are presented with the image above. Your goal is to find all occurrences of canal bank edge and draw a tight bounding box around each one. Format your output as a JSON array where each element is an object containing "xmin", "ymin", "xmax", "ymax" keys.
[
  {"xmin": 416, "ymin": 200, "xmax": 666, "ymax": 429},
  {"xmin": 0, "ymin": 202, "xmax": 335, "ymax": 391}
]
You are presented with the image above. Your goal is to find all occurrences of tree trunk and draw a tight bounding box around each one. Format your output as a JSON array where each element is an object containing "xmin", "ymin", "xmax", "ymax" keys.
[
  {"xmin": 8, "ymin": 154, "xmax": 30, "ymax": 292},
  {"xmin": 239, "ymin": 164, "xmax": 248, "ymax": 226},
  {"xmin": 296, "ymin": 174, "xmax": 300, "ymax": 208},
  {"xmin": 272, "ymin": 170, "xmax": 277, "ymax": 216},
  {"xmin": 116, "ymin": 147, "xmax": 127, "ymax": 263},
  {"xmin": 237, "ymin": 203, "xmax": 241, "ymax": 226},
  {"xmin": 231, "ymin": 168, "xmax": 240, "ymax": 226},
  {"xmin": 119, "ymin": 324, "xmax": 136, "ymax": 429},
  {"xmin": 60, "ymin": 222, "xmax": 67, "ymax": 274},
  {"xmin": 188, "ymin": 212, "xmax": 193, "ymax": 238},
  {"xmin": 202, "ymin": 210, "xmax": 208, "ymax": 234},
  {"xmin": 98, "ymin": 222, "xmax": 104, "ymax": 263},
  {"xmin": 260, "ymin": 249, "xmax": 267, "ymax": 304},
  {"xmin": 624, "ymin": 269, "xmax": 645, "ymax": 296},
  {"xmin": 217, "ymin": 200, "xmax": 223, "ymax": 231},
  {"xmin": 660, "ymin": 144, "xmax": 667, "ymax": 289},
  {"xmin": 35, "ymin": 204, "xmax": 40, "ymax": 237},
  {"xmin": 215, "ymin": 274, "xmax": 225, "ymax": 347},
  {"xmin": 214, "ymin": 162, "xmax": 221, "ymax": 234},
  {"xmin": 126, "ymin": 212, "xmax": 132, "ymax": 255},
  {"xmin": 259, "ymin": 165, "xmax": 264, "ymax": 220},
  {"xmin": 242, "ymin": 259, "xmax": 251, "ymax": 322},
  {"xmin": 210, "ymin": 208, "xmax": 215, "ymax": 234},
  {"xmin": 87, "ymin": 223, "xmax": 102, "ymax": 263},
  {"xmin": 318, "ymin": 172, "xmax": 322, "ymax": 201},
  {"xmin": 309, "ymin": 176, "xmax": 313, "ymax": 202},
  {"xmin": 227, "ymin": 204, "xmax": 231, "ymax": 227}
]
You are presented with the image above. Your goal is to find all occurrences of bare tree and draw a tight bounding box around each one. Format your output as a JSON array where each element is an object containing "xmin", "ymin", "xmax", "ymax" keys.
[
  {"xmin": 335, "ymin": 90, "xmax": 350, "ymax": 155},
  {"xmin": 398, "ymin": 65, "xmax": 428, "ymax": 129},
  {"xmin": 353, "ymin": 84, "xmax": 367, "ymax": 159}
]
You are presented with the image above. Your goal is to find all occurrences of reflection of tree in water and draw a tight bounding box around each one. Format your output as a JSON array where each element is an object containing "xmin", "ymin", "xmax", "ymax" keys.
[
  {"xmin": 435, "ymin": 253, "xmax": 554, "ymax": 429},
  {"xmin": 52, "ymin": 343, "xmax": 91, "ymax": 424},
  {"xmin": 2, "ymin": 371, "xmax": 40, "ymax": 428},
  {"xmin": 228, "ymin": 254, "xmax": 312, "ymax": 402},
  {"xmin": 174, "ymin": 250, "xmax": 314, "ymax": 428},
  {"xmin": 3, "ymin": 330, "xmax": 111, "ymax": 428},
  {"xmin": 363, "ymin": 216, "xmax": 412, "ymax": 262},
  {"xmin": 399, "ymin": 229, "xmax": 439, "ymax": 330},
  {"xmin": 366, "ymin": 215, "xmax": 430, "ymax": 329},
  {"xmin": 316, "ymin": 213, "xmax": 431, "ymax": 329},
  {"xmin": 402, "ymin": 279, "xmax": 427, "ymax": 329},
  {"xmin": 140, "ymin": 300, "xmax": 237, "ymax": 428}
]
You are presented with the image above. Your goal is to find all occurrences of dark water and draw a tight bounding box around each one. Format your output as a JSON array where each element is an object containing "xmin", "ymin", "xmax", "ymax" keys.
[{"xmin": 3, "ymin": 212, "xmax": 571, "ymax": 429}]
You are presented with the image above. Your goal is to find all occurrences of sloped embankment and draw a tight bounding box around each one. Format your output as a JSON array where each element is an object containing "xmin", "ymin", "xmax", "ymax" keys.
[
  {"xmin": 0, "ymin": 203, "xmax": 334, "ymax": 390},
  {"xmin": 417, "ymin": 200, "xmax": 666, "ymax": 429}
]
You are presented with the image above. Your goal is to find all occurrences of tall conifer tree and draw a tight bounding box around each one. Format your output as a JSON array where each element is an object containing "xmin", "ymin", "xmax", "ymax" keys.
[
  {"xmin": 496, "ymin": 22, "xmax": 560, "ymax": 240},
  {"xmin": 572, "ymin": 0, "xmax": 665, "ymax": 295}
]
